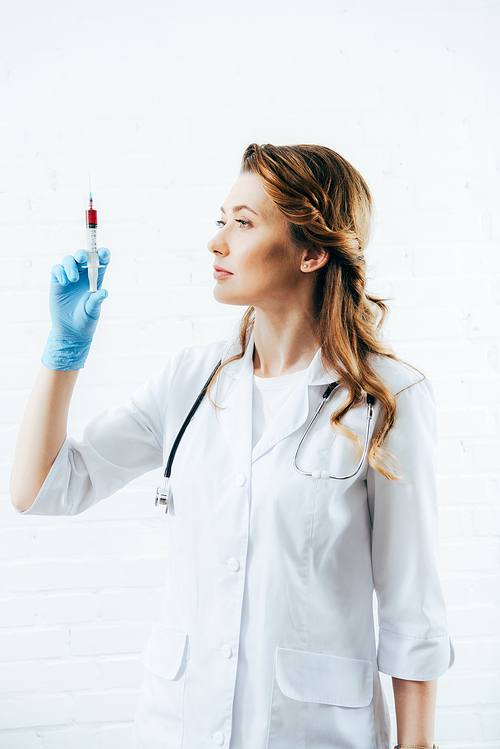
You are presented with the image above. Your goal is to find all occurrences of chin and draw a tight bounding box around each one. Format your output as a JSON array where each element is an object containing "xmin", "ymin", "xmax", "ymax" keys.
[{"xmin": 213, "ymin": 285, "xmax": 249, "ymax": 308}]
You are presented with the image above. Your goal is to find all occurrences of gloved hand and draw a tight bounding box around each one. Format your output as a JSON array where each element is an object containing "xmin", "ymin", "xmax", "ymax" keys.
[{"xmin": 41, "ymin": 248, "xmax": 111, "ymax": 371}]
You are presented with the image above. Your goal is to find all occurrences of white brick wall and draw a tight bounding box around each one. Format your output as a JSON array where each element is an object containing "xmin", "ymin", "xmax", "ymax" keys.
[{"xmin": 1, "ymin": 0, "xmax": 498, "ymax": 746}]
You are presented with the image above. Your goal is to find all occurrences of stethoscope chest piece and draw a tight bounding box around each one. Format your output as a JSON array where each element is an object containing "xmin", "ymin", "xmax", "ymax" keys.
[{"xmin": 155, "ymin": 482, "xmax": 171, "ymax": 513}]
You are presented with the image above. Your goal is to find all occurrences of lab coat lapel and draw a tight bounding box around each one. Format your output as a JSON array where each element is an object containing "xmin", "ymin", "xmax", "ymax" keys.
[
  {"xmin": 216, "ymin": 342, "xmax": 254, "ymax": 476},
  {"xmin": 251, "ymin": 378, "xmax": 310, "ymax": 463},
  {"xmin": 215, "ymin": 335, "xmax": 339, "ymax": 469},
  {"xmin": 251, "ymin": 347, "xmax": 339, "ymax": 463}
]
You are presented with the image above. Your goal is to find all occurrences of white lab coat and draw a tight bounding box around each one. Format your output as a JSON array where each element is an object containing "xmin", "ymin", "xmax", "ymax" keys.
[{"xmin": 19, "ymin": 333, "xmax": 454, "ymax": 749}]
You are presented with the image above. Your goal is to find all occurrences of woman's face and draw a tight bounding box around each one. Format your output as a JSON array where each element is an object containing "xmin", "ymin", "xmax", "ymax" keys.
[{"xmin": 207, "ymin": 172, "xmax": 305, "ymax": 309}]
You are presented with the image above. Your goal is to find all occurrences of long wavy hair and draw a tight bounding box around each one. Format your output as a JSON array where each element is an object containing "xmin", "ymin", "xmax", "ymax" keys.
[{"xmin": 210, "ymin": 143, "xmax": 410, "ymax": 480}]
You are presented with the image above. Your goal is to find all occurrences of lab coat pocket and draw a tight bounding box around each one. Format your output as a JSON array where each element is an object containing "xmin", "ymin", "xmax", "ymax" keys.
[
  {"xmin": 267, "ymin": 648, "xmax": 375, "ymax": 749},
  {"xmin": 133, "ymin": 625, "xmax": 188, "ymax": 749}
]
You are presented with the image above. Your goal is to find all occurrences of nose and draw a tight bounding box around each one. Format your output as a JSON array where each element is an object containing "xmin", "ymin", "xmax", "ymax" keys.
[{"xmin": 207, "ymin": 228, "xmax": 228, "ymax": 256}]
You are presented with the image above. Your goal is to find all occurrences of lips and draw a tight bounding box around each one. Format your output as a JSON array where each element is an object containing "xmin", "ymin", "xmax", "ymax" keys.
[
  {"xmin": 213, "ymin": 265, "xmax": 233, "ymax": 280},
  {"xmin": 213, "ymin": 265, "xmax": 232, "ymax": 273}
]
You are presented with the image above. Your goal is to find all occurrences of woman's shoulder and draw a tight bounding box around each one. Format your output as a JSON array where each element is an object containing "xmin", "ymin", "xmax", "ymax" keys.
[
  {"xmin": 139, "ymin": 339, "xmax": 229, "ymax": 411},
  {"xmin": 369, "ymin": 353, "xmax": 427, "ymax": 397},
  {"xmin": 174, "ymin": 339, "xmax": 228, "ymax": 369},
  {"xmin": 130, "ymin": 339, "xmax": 228, "ymax": 404},
  {"xmin": 160, "ymin": 339, "xmax": 228, "ymax": 387}
]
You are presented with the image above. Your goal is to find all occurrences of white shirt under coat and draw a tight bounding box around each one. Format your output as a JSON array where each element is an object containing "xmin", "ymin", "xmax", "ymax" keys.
[{"xmin": 17, "ymin": 333, "xmax": 454, "ymax": 749}]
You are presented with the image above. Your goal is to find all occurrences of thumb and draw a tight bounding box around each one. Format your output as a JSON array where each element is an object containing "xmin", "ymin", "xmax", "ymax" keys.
[{"xmin": 85, "ymin": 289, "xmax": 108, "ymax": 318}]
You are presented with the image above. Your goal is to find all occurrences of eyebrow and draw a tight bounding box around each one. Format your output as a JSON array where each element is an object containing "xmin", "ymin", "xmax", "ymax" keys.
[{"xmin": 220, "ymin": 204, "xmax": 259, "ymax": 216}]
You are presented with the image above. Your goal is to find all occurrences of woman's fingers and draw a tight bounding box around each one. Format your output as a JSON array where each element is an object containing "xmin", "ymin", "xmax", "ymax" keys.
[
  {"xmin": 62, "ymin": 255, "xmax": 80, "ymax": 283},
  {"xmin": 51, "ymin": 249, "xmax": 111, "ymax": 286},
  {"xmin": 50, "ymin": 263, "xmax": 69, "ymax": 286},
  {"xmin": 98, "ymin": 247, "xmax": 111, "ymax": 265},
  {"xmin": 74, "ymin": 249, "xmax": 88, "ymax": 266},
  {"xmin": 85, "ymin": 289, "xmax": 109, "ymax": 319},
  {"xmin": 96, "ymin": 248, "xmax": 110, "ymax": 289}
]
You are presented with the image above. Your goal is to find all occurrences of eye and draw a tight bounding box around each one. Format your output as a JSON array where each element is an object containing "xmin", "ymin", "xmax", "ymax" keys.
[{"xmin": 215, "ymin": 219, "xmax": 250, "ymax": 228}]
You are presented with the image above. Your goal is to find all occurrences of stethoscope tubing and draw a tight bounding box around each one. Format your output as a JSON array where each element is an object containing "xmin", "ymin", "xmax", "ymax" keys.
[
  {"xmin": 156, "ymin": 362, "xmax": 376, "ymax": 512},
  {"xmin": 293, "ymin": 384, "xmax": 375, "ymax": 480},
  {"xmin": 155, "ymin": 359, "xmax": 222, "ymax": 511},
  {"xmin": 163, "ymin": 359, "xmax": 222, "ymax": 481}
]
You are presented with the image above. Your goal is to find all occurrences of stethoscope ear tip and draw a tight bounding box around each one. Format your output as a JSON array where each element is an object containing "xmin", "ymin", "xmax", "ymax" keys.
[{"xmin": 312, "ymin": 470, "xmax": 332, "ymax": 479}]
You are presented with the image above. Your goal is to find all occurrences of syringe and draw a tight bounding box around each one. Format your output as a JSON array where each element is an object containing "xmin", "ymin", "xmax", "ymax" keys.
[{"xmin": 85, "ymin": 193, "xmax": 100, "ymax": 292}]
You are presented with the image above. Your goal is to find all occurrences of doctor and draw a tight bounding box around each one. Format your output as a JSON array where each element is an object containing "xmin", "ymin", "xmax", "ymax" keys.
[{"xmin": 11, "ymin": 143, "xmax": 453, "ymax": 749}]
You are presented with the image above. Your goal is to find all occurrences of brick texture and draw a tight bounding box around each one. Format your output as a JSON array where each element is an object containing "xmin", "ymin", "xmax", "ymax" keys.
[{"xmin": 1, "ymin": 0, "xmax": 499, "ymax": 746}]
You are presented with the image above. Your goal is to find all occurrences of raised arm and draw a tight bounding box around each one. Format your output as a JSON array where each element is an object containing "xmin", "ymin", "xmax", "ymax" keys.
[
  {"xmin": 10, "ymin": 248, "xmax": 110, "ymax": 512},
  {"xmin": 11, "ymin": 367, "xmax": 79, "ymax": 511}
]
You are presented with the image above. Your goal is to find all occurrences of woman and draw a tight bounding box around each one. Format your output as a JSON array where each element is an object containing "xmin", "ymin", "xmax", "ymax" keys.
[{"xmin": 11, "ymin": 143, "xmax": 454, "ymax": 749}]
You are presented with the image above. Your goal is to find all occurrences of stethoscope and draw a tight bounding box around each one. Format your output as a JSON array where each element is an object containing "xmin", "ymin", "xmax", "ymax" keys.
[{"xmin": 155, "ymin": 360, "xmax": 375, "ymax": 513}]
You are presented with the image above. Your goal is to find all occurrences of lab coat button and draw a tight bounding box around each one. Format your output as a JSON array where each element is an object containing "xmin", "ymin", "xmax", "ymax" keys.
[
  {"xmin": 228, "ymin": 558, "xmax": 240, "ymax": 571},
  {"xmin": 213, "ymin": 732, "xmax": 225, "ymax": 745},
  {"xmin": 236, "ymin": 474, "xmax": 246, "ymax": 486},
  {"xmin": 221, "ymin": 644, "xmax": 232, "ymax": 658}
]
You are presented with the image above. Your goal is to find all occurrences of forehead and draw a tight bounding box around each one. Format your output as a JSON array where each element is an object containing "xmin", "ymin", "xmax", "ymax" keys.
[{"xmin": 223, "ymin": 173, "xmax": 283, "ymax": 222}]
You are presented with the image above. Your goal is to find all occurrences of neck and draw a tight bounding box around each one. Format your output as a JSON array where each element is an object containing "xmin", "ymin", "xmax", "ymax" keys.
[{"xmin": 252, "ymin": 305, "xmax": 321, "ymax": 378}]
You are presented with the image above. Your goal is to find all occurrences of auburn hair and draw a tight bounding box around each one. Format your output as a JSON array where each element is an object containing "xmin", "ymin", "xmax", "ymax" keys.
[{"xmin": 209, "ymin": 143, "xmax": 412, "ymax": 480}]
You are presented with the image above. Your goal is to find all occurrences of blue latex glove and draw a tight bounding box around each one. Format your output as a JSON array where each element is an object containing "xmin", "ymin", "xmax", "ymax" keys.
[{"xmin": 41, "ymin": 248, "xmax": 111, "ymax": 371}]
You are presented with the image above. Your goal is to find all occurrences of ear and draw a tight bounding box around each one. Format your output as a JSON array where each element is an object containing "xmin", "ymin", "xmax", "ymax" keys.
[{"xmin": 300, "ymin": 246, "xmax": 329, "ymax": 273}]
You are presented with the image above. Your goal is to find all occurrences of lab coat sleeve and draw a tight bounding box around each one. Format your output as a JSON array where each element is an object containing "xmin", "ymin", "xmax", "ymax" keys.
[
  {"xmin": 367, "ymin": 377, "xmax": 455, "ymax": 681},
  {"xmin": 15, "ymin": 350, "xmax": 186, "ymax": 517}
]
